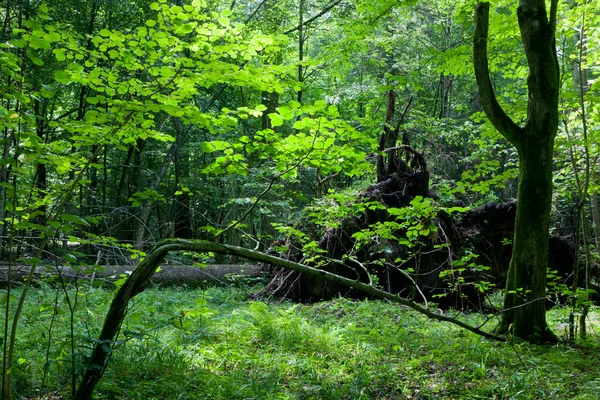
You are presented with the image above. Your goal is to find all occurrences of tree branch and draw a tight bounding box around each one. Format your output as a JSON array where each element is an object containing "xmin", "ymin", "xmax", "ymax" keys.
[
  {"xmin": 549, "ymin": 0, "xmax": 558, "ymax": 35},
  {"xmin": 394, "ymin": 95, "xmax": 413, "ymax": 134},
  {"xmin": 284, "ymin": 0, "xmax": 343, "ymax": 35},
  {"xmin": 75, "ymin": 238, "xmax": 506, "ymax": 399},
  {"xmin": 473, "ymin": 2, "xmax": 522, "ymax": 146}
]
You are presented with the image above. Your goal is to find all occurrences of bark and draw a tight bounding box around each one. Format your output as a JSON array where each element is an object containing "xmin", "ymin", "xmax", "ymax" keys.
[
  {"xmin": 33, "ymin": 96, "xmax": 47, "ymax": 227},
  {"xmin": 74, "ymin": 238, "xmax": 505, "ymax": 400},
  {"xmin": 297, "ymin": 0, "xmax": 305, "ymax": 105},
  {"xmin": 261, "ymin": 90, "xmax": 279, "ymax": 130},
  {"xmin": 473, "ymin": 1, "xmax": 559, "ymax": 342},
  {"xmin": 0, "ymin": 264, "xmax": 264, "ymax": 288},
  {"xmin": 499, "ymin": 141, "xmax": 555, "ymax": 340},
  {"xmin": 377, "ymin": 93, "xmax": 413, "ymax": 183}
]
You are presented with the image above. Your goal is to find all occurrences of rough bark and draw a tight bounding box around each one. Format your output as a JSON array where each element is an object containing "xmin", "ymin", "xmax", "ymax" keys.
[{"xmin": 473, "ymin": 1, "xmax": 559, "ymax": 342}]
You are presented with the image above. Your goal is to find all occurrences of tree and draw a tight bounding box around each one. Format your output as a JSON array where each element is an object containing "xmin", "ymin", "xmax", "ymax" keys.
[{"xmin": 473, "ymin": 0, "xmax": 559, "ymax": 342}]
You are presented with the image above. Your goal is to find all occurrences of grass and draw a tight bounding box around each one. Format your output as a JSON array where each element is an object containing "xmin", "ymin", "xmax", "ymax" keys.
[{"xmin": 3, "ymin": 283, "xmax": 600, "ymax": 399}]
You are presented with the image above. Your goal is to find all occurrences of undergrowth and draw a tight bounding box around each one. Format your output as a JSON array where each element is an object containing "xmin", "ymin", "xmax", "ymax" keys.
[{"xmin": 3, "ymin": 283, "xmax": 600, "ymax": 399}]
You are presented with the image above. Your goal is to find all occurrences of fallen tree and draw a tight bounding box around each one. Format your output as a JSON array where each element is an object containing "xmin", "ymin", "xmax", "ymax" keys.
[
  {"xmin": 0, "ymin": 263, "xmax": 264, "ymax": 288},
  {"xmin": 74, "ymin": 238, "xmax": 505, "ymax": 400}
]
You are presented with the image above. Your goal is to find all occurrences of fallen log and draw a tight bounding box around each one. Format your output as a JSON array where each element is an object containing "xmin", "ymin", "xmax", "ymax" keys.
[
  {"xmin": 74, "ymin": 238, "xmax": 506, "ymax": 400},
  {"xmin": 0, "ymin": 263, "xmax": 265, "ymax": 288}
]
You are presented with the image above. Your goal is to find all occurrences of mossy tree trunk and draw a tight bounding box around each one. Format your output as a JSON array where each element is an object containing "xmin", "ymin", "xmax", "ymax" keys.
[{"xmin": 473, "ymin": 1, "xmax": 559, "ymax": 342}]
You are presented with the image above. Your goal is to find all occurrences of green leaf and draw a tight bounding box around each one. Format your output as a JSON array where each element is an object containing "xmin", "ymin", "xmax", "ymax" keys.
[
  {"xmin": 269, "ymin": 113, "xmax": 284, "ymax": 127},
  {"xmin": 277, "ymin": 106, "xmax": 295, "ymax": 120},
  {"xmin": 29, "ymin": 36, "xmax": 51, "ymax": 50},
  {"xmin": 44, "ymin": 31, "xmax": 61, "ymax": 42},
  {"xmin": 53, "ymin": 48, "xmax": 66, "ymax": 61},
  {"xmin": 61, "ymin": 214, "xmax": 90, "ymax": 227},
  {"xmin": 30, "ymin": 56, "xmax": 44, "ymax": 66},
  {"xmin": 54, "ymin": 70, "xmax": 71, "ymax": 84},
  {"xmin": 202, "ymin": 141, "xmax": 230, "ymax": 153},
  {"xmin": 178, "ymin": 24, "xmax": 194, "ymax": 34},
  {"xmin": 0, "ymin": 294, "xmax": 16, "ymax": 305}
]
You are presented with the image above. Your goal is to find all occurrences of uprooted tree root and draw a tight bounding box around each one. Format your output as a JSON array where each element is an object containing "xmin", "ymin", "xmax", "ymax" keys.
[
  {"xmin": 255, "ymin": 142, "xmax": 474, "ymax": 307},
  {"xmin": 74, "ymin": 238, "xmax": 506, "ymax": 400},
  {"xmin": 256, "ymin": 151, "xmax": 586, "ymax": 310}
]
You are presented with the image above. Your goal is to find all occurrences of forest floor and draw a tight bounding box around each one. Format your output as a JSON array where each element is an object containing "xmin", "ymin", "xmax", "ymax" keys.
[{"xmin": 7, "ymin": 283, "xmax": 600, "ymax": 399}]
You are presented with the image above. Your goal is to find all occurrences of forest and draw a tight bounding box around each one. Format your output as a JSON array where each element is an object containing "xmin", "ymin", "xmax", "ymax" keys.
[{"xmin": 1, "ymin": 0, "xmax": 600, "ymax": 398}]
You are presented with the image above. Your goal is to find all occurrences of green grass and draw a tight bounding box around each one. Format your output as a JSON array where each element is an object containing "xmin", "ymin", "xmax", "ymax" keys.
[{"xmin": 3, "ymin": 283, "xmax": 600, "ymax": 399}]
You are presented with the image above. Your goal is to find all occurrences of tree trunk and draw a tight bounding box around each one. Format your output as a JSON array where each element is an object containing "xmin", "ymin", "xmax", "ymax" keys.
[
  {"xmin": 473, "ymin": 1, "xmax": 559, "ymax": 342},
  {"xmin": 173, "ymin": 118, "xmax": 192, "ymax": 239},
  {"xmin": 498, "ymin": 138, "xmax": 555, "ymax": 339},
  {"xmin": 592, "ymin": 192, "xmax": 600, "ymax": 255},
  {"xmin": 134, "ymin": 118, "xmax": 186, "ymax": 250},
  {"xmin": 297, "ymin": 0, "xmax": 305, "ymax": 105}
]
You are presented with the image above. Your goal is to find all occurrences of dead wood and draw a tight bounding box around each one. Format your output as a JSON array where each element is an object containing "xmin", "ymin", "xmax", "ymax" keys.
[{"xmin": 0, "ymin": 263, "xmax": 265, "ymax": 288}]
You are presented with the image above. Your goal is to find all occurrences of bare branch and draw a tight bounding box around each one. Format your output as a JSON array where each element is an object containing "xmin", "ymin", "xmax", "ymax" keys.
[
  {"xmin": 382, "ymin": 144, "xmax": 420, "ymax": 155},
  {"xmin": 394, "ymin": 95, "xmax": 413, "ymax": 134},
  {"xmin": 284, "ymin": 0, "xmax": 344, "ymax": 35}
]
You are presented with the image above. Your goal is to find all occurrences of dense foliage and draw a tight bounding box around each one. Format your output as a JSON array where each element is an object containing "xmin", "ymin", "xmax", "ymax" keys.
[{"xmin": 1, "ymin": 0, "xmax": 600, "ymax": 397}]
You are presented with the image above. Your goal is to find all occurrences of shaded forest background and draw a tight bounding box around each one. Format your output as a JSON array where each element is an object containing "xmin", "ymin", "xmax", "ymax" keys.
[{"xmin": 1, "ymin": 0, "xmax": 599, "ymax": 308}]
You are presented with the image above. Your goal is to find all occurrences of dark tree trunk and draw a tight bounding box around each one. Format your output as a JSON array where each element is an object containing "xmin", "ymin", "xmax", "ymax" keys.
[
  {"xmin": 134, "ymin": 118, "xmax": 186, "ymax": 250},
  {"xmin": 473, "ymin": 1, "xmax": 559, "ymax": 342},
  {"xmin": 261, "ymin": 90, "xmax": 279, "ymax": 130},
  {"xmin": 173, "ymin": 119, "xmax": 192, "ymax": 239},
  {"xmin": 297, "ymin": 0, "xmax": 305, "ymax": 105}
]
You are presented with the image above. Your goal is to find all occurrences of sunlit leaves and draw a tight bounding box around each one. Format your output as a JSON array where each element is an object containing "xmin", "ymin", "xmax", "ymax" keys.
[
  {"xmin": 9, "ymin": 0, "xmax": 291, "ymax": 185},
  {"xmin": 202, "ymin": 98, "xmax": 375, "ymax": 184}
]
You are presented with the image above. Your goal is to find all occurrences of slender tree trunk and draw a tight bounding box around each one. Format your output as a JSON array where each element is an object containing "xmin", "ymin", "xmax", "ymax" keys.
[
  {"xmin": 173, "ymin": 118, "xmax": 192, "ymax": 239},
  {"xmin": 33, "ymin": 97, "xmax": 47, "ymax": 227},
  {"xmin": 297, "ymin": 0, "xmax": 305, "ymax": 105},
  {"xmin": 133, "ymin": 119, "xmax": 186, "ymax": 250},
  {"xmin": 115, "ymin": 144, "xmax": 135, "ymax": 207},
  {"xmin": 592, "ymin": 193, "xmax": 600, "ymax": 253}
]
